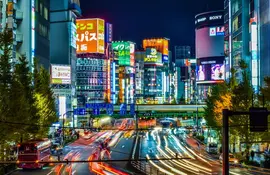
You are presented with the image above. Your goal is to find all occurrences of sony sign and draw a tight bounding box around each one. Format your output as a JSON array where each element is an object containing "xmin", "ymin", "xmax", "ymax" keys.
[{"xmin": 209, "ymin": 15, "xmax": 222, "ymax": 20}]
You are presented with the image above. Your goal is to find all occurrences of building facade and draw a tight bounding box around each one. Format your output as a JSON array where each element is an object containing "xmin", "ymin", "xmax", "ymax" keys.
[
  {"xmin": 0, "ymin": 0, "xmax": 50, "ymax": 69},
  {"xmin": 50, "ymin": 0, "xmax": 81, "ymax": 125},
  {"xmin": 224, "ymin": 0, "xmax": 260, "ymax": 91},
  {"xmin": 195, "ymin": 10, "xmax": 225, "ymax": 102}
]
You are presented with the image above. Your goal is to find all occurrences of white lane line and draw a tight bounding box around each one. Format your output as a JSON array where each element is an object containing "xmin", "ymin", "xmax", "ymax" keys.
[{"xmin": 46, "ymin": 171, "xmax": 53, "ymax": 175}]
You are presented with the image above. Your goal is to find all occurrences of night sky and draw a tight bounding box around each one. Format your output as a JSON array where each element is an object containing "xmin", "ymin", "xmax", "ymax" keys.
[{"xmin": 80, "ymin": 0, "xmax": 223, "ymax": 53}]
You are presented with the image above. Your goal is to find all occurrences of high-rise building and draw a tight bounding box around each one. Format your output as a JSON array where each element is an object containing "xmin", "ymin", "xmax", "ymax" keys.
[
  {"xmin": 175, "ymin": 46, "xmax": 191, "ymax": 67},
  {"xmin": 0, "ymin": 0, "xmax": 51, "ymax": 69},
  {"xmin": 195, "ymin": 10, "xmax": 225, "ymax": 102},
  {"xmin": 224, "ymin": 0, "xmax": 259, "ymax": 91},
  {"xmin": 112, "ymin": 41, "xmax": 136, "ymax": 104},
  {"xmin": 50, "ymin": 0, "xmax": 81, "ymax": 124}
]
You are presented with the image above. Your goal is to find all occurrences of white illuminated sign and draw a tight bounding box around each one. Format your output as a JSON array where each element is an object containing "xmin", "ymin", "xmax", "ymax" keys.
[
  {"xmin": 59, "ymin": 96, "xmax": 66, "ymax": 119},
  {"xmin": 51, "ymin": 65, "xmax": 71, "ymax": 84},
  {"xmin": 197, "ymin": 17, "xmax": 206, "ymax": 23},
  {"xmin": 209, "ymin": 15, "xmax": 222, "ymax": 20},
  {"xmin": 201, "ymin": 60, "xmax": 216, "ymax": 64},
  {"xmin": 209, "ymin": 26, "xmax": 224, "ymax": 36}
]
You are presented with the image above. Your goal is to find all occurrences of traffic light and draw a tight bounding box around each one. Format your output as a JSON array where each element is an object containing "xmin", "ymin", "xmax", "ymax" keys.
[{"xmin": 249, "ymin": 107, "xmax": 268, "ymax": 132}]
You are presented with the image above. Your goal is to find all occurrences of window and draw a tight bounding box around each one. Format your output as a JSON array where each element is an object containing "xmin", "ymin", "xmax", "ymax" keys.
[
  {"xmin": 232, "ymin": 15, "xmax": 242, "ymax": 32},
  {"xmin": 35, "ymin": 0, "xmax": 39, "ymax": 12},
  {"xmin": 232, "ymin": 0, "xmax": 242, "ymax": 15},
  {"xmin": 44, "ymin": 7, "xmax": 48, "ymax": 20},
  {"xmin": 39, "ymin": 3, "xmax": 43, "ymax": 16}
]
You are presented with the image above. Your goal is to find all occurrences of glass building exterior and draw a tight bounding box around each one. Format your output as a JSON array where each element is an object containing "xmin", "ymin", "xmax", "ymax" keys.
[
  {"xmin": 224, "ymin": 0, "xmax": 260, "ymax": 91},
  {"xmin": 259, "ymin": 0, "xmax": 270, "ymax": 86}
]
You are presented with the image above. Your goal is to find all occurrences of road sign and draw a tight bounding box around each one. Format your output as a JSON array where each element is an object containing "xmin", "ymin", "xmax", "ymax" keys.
[{"xmin": 249, "ymin": 107, "xmax": 268, "ymax": 132}]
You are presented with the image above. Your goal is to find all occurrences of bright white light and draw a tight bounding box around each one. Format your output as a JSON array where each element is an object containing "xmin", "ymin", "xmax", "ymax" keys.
[{"xmin": 59, "ymin": 96, "xmax": 66, "ymax": 119}]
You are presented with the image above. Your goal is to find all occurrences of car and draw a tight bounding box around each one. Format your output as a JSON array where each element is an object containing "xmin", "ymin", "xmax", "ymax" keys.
[
  {"xmin": 219, "ymin": 153, "xmax": 239, "ymax": 164},
  {"xmin": 206, "ymin": 143, "xmax": 218, "ymax": 154}
]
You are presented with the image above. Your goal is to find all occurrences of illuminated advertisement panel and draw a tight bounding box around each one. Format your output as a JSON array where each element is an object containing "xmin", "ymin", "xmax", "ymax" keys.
[
  {"xmin": 196, "ymin": 27, "xmax": 224, "ymax": 58},
  {"xmin": 144, "ymin": 48, "xmax": 162, "ymax": 64},
  {"xmin": 51, "ymin": 65, "xmax": 71, "ymax": 84},
  {"xmin": 97, "ymin": 19, "xmax": 105, "ymax": 53},
  {"xmin": 130, "ymin": 43, "xmax": 135, "ymax": 66},
  {"xmin": 211, "ymin": 64, "xmax": 225, "ymax": 80},
  {"xmin": 143, "ymin": 38, "xmax": 169, "ymax": 56},
  {"xmin": 107, "ymin": 59, "xmax": 111, "ymax": 102},
  {"xmin": 106, "ymin": 23, "xmax": 113, "ymax": 43},
  {"xmin": 76, "ymin": 18, "xmax": 105, "ymax": 54},
  {"xmin": 70, "ymin": 22, "xmax": 77, "ymax": 49},
  {"xmin": 197, "ymin": 65, "xmax": 206, "ymax": 81},
  {"xmin": 59, "ymin": 96, "xmax": 66, "ymax": 119},
  {"xmin": 112, "ymin": 41, "xmax": 131, "ymax": 66}
]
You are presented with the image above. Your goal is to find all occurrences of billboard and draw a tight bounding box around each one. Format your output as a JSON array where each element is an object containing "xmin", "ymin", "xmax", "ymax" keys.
[
  {"xmin": 211, "ymin": 64, "xmax": 225, "ymax": 80},
  {"xmin": 143, "ymin": 38, "xmax": 169, "ymax": 56},
  {"xmin": 144, "ymin": 48, "xmax": 162, "ymax": 64},
  {"xmin": 195, "ymin": 10, "xmax": 224, "ymax": 29},
  {"xmin": 70, "ymin": 22, "xmax": 77, "ymax": 49},
  {"xmin": 209, "ymin": 26, "xmax": 225, "ymax": 36},
  {"xmin": 197, "ymin": 65, "xmax": 206, "ymax": 81},
  {"xmin": 106, "ymin": 23, "xmax": 113, "ymax": 43},
  {"xmin": 112, "ymin": 41, "xmax": 131, "ymax": 66},
  {"xmin": 196, "ymin": 64, "xmax": 225, "ymax": 82},
  {"xmin": 51, "ymin": 65, "xmax": 71, "ymax": 84},
  {"xmin": 196, "ymin": 27, "xmax": 224, "ymax": 58},
  {"xmin": 130, "ymin": 43, "xmax": 135, "ymax": 66},
  {"xmin": 76, "ymin": 18, "xmax": 105, "ymax": 54}
]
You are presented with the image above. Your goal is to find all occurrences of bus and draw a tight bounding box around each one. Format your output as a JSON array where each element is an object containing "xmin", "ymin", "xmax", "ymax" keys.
[{"xmin": 17, "ymin": 139, "xmax": 51, "ymax": 169}]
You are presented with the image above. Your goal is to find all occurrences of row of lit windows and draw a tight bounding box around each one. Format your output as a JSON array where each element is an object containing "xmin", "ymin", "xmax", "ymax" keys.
[
  {"xmin": 77, "ymin": 73, "xmax": 106, "ymax": 78},
  {"xmin": 76, "ymin": 86, "xmax": 106, "ymax": 90},
  {"xmin": 38, "ymin": 23, "xmax": 49, "ymax": 39},
  {"xmin": 35, "ymin": 0, "xmax": 49, "ymax": 20},
  {"xmin": 76, "ymin": 66, "xmax": 106, "ymax": 71}
]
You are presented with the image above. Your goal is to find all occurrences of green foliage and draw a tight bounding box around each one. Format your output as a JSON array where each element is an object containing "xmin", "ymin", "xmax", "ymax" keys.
[
  {"xmin": 33, "ymin": 63, "xmax": 57, "ymax": 138},
  {"xmin": 204, "ymin": 60, "xmax": 260, "ymax": 144},
  {"xmin": 170, "ymin": 97, "xmax": 177, "ymax": 104},
  {"xmin": 0, "ymin": 30, "xmax": 57, "ymax": 147}
]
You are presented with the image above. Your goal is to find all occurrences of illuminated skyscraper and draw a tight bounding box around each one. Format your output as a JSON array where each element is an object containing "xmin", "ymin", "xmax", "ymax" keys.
[
  {"xmin": 224, "ymin": 0, "xmax": 259, "ymax": 91},
  {"xmin": 0, "ymin": 0, "xmax": 51, "ymax": 69}
]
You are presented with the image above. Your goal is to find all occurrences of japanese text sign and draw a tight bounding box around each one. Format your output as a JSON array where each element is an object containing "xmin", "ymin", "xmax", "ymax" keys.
[{"xmin": 76, "ymin": 18, "xmax": 105, "ymax": 54}]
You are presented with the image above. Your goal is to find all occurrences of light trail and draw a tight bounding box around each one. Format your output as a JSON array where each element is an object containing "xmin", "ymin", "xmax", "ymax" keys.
[
  {"xmin": 156, "ymin": 154, "xmax": 187, "ymax": 175},
  {"xmin": 146, "ymin": 154, "xmax": 174, "ymax": 175}
]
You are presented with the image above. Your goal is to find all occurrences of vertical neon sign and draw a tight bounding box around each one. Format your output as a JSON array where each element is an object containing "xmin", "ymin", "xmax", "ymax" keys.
[{"xmin": 31, "ymin": 0, "xmax": 35, "ymax": 72}]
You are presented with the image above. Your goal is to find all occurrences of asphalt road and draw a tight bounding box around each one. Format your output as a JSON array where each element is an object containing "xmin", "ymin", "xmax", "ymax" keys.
[
  {"xmin": 11, "ymin": 130, "xmax": 135, "ymax": 175},
  {"xmin": 139, "ymin": 129, "xmax": 263, "ymax": 175}
]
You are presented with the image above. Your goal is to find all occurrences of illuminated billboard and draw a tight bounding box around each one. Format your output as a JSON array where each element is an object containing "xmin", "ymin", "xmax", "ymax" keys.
[
  {"xmin": 130, "ymin": 43, "xmax": 135, "ymax": 66},
  {"xmin": 106, "ymin": 23, "xmax": 113, "ymax": 43},
  {"xmin": 211, "ymin": 64, "xmax": 225, "ymax": 80},
  {"xmin": 143, "ymin": 38, "xmax": 169, "ymax": 56},
  {"xmin": 196, "ymin": 27, "xmax": 224, "ymax": 58},
  {"xmin": 197, "ymin": 65, "xmax": 206, "ymax": 81},
  {"xmin": 144, "ymin": 48, "xmax": 162, "ymax": 64},
  {"xmin": 76, "ymin": 18, "xmax": 105, "ymax": 54},
  {"xmin": 51, "ymin": 65, "xmax": 71, "ymax": 84},
  {"xmin": 196, "ymin": 64, "xmax": 225, "ymax": 82},
  {"xmin": 112, "ymin": 41, "xmax": 131, "ymax": 66},
  {"xmin": 209, "ymin": 26, "xmax": 225, "ymax": 36}
]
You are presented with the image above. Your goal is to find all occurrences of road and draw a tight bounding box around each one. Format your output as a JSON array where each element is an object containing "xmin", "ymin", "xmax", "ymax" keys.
[
  {"xmin": 11, "ymin": 130, "xmax": 133, "ymax": 175},
  {"xmin": 138, "ymin": 128, "xmax": 261, "ymax": 175}
]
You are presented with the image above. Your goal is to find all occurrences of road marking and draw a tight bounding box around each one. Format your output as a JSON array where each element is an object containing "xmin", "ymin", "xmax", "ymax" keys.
[{"xmin": 47, "ymin": 171, "xmax": 53, "ymax": 175}]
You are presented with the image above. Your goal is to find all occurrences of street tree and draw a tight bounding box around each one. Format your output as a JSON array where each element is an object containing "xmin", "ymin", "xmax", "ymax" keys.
[
  {"xmin": 0, "ymin": 29, "xmax": 14, "ymax": 145},
  {"xmin": 33, "ymin": 63, "xmax": 57, "ymax": 138}
]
